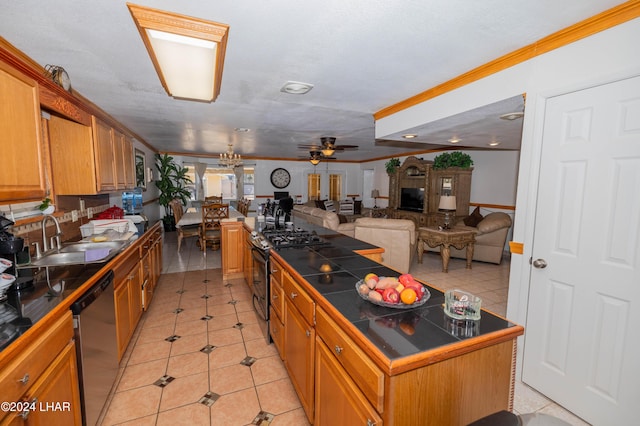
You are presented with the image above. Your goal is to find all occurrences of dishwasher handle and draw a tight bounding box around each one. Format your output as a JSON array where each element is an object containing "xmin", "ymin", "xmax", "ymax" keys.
[{"xmin": 70, "ymin": 270, "xmax": 114, "ymax": 315}]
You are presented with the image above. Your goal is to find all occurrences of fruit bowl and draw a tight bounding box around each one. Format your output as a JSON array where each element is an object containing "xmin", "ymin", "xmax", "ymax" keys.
[{"xmin": 355, "ymin": 279, "xmax": 430, "ymax": 309}]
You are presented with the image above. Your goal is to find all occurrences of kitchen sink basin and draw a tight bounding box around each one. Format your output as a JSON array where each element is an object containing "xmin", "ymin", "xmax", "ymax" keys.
[
  {"xmin": 59, "ymin": 241, "xmax": 126, "ymax": 253},
  {"xmin": 28, "ymin": 240, "xmax": 128, "ymax": 267}
]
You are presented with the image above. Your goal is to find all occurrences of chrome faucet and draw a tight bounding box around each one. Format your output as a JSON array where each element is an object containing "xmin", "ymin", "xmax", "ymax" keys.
[{"xmin": 41, "ymin": 214, "xmax": 63, "ymax": 253}]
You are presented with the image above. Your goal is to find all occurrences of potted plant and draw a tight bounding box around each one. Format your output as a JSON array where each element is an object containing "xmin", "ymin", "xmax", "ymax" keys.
[
  {"xmin": 37, "ymin": 197, "xmax": 55, "ymax": 214},
  {"xmin": 433, "ymin": 151, "xmax": 473, "ymax": 170},
  {"xmin": 385, "ymin": 158, "xmax": 401, "ymax": 174},
  {"xmin": 155, "ymin": 153, "xmax": 193, "ymax": 231}
]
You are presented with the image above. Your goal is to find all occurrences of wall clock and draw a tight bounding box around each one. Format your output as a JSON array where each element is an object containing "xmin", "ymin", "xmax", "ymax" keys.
[
  {"xmin": 270, "ymin": 168, "xmax": 291, "ymax": 188},
  {"xmin": 45, "ymin": 64, "xmax": 72, "ymax": 92}
]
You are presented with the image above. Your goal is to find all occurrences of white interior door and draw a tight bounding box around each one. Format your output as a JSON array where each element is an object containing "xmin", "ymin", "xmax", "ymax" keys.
[{"xmin": 522, "ymin": 76, "xmax": 640, "ymax": 424}]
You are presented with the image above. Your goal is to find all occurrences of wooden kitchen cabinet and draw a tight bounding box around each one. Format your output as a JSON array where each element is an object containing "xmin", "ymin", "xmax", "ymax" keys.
[
  {"xmin": 0, "ymin": 312, "xmax": 82, "ymax": 426},
  {"xmin": 113, "ymin": 244, "xmax": 142, "ymax": 361},
  {"xmin": 0, "ymin": 60, "xmax": 46, "ymax": 202},
  {"xmin": 114, "ymin": 276, "xmax": 132, "ymax": 361},
  {"xmin": 222, "ymin": 221, "xmax": 244, "ymax": 280},
  {"xmin": 113, "ymin": 129, "xmax": 135, "ymax": 190},
  {"xmin": 92, "ymin": 116, "xmax": 117, "ymax": 192},
  {"xmin": 48, "ymin": 114, "xmax": 135, "ymax": 194},
  {"xmin": 283, "ymin": 272, "xmax": 315, "ymax": 423},
  {"xmin": 315, "ymin": 339, "xmax": 383, "ymax": 426}
]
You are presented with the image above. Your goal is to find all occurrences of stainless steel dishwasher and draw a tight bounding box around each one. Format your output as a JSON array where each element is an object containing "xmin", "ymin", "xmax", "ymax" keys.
[{"xmin": 70, "ymin": 270, "xmax": 117, "ymax": 426}]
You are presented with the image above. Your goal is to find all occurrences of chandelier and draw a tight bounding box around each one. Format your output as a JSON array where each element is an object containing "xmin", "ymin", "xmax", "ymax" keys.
[{"xmin": 219, "ymin": 143, "xmax": 243, "ymax": 167}]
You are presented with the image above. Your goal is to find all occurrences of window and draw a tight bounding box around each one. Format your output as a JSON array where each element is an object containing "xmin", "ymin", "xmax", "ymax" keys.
[
  {"xmin": 185, "ymin": 166, "xmax": 237, "ymax": 200},
  {"xmin": 243, "ymin": 168, "xmax": 255, "ymax": 200},
  {"xmin": 307, "ymin": 174, "xmax": 321, "ymax": 200},
  {"xmin": 329, "ymin": 173, "xmax": 342, "ymax": 200}
]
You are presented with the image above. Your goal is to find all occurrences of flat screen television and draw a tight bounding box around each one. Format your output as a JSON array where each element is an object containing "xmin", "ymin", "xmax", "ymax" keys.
[{"xmin": 400, "ymin": 187, "xmax": 425, "ymax": 212}]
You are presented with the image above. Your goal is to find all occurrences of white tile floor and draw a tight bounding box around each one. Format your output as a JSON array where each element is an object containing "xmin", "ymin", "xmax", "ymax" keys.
[{"xmin": 160, "ymin": 231, "xmax": 591, "ymax": 425}]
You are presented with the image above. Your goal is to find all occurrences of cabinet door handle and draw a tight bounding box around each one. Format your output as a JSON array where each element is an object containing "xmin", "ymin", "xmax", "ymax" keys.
[
  {"xmin": 290, "ymin": 292, "xmax": 298, "ymax": 299},
  {"xmin": 17, "ymin": 373, "xmax": 30, "ymax": 385},
  {"xmin": 18, "ymin": 397, "xmax": 37, "ymax": 420},
  {"xmin": 367, "ymin": 419, "xmax": 377, "ymax": 426},
  {"xmin": 305, "ymin": 330, "xmax": 311, "ymax": 337},
  {"xmin": 334, "ymin": 345, "xmax": 343, "ymax": 355},
  {"xmin": 272, "ymin": 293, "xmax": 278, "ymax": 300}
]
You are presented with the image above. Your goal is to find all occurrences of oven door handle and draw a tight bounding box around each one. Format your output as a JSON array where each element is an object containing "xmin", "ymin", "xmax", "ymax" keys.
[{"xmin": 252, "ymin": 294, "xmax": 267, "ymax": 321}]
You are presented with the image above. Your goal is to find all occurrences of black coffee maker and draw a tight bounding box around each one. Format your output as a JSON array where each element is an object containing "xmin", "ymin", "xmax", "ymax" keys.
[{"xmin": 0, "ymin": 215, "xmax": 32, "ymax": 291}]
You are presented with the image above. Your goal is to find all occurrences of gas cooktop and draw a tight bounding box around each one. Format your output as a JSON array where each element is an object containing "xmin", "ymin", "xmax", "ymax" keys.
[{"xmin": 261, "ymin": 228, "xmax": 329, "ymax": 249}]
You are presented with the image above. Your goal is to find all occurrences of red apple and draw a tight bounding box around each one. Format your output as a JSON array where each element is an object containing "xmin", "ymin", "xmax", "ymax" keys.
[
  {"xmin": 398, "ymin": 273, "xmax": 414, "ymax": 286},
  {"xmin": 382, "ymin": 288, "xmax": 400, "ymax": 304}
]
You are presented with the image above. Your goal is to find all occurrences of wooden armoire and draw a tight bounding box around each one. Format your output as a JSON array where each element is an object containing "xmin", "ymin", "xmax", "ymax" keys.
[{"xmin": 388, "ymin": 156, "xmax": 473, "ymax": 229}]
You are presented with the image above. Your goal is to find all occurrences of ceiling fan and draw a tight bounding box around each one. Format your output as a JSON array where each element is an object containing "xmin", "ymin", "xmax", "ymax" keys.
[
  {"xmin": 298, "ymin": 149, "xmax": 336, "ymax": 164},
  {"xmin": 297, "ymin": 137, "xmax": 359, "ymax": 157}
]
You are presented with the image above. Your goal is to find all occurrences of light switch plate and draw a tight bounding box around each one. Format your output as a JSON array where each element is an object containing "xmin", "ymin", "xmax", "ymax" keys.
[
  {"xmin": 87, "ymin": 207, "xmax": 93, "ymax": 219},
  {"xmin": 71, "ymin": 210, "xmax": 78, "ymax": 222}
]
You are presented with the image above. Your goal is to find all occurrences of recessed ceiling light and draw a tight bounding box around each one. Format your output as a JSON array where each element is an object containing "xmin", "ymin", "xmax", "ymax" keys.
[
  {"xmin": 280, "ymin": 81, "xmax": 314, "ymax": 94},
  {"xmin": 234, "ymin": 127, "xmax": 250, "ymax": 132},
  {"xmin": 448, "ymin": 138, "xmax": 461, "ymax": 144},
  {"xmin": 402, "ymin": 134, "xmax": 418, "ymax": 139},
  {"xmin": 488, "ymin": 141, "xmax": 501, "ymax": 146},
  {"xmin": 499, "ymin": 112, "xmax": 524, "ymax": 121}
]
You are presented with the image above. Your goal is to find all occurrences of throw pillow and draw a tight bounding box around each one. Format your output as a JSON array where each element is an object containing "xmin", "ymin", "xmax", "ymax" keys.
[
  {"xmin": 463, "ymin": 206, "xmax": 484, "ymax": 227},
  {"xmin": 315, "ymin": 199, "xmax": 326, "ymax": 209},
  {"xmin": 324, "ymin": 200, "xmax": 336, "ymax": 212},
  {"xmin": 337, "ymin": 214, "xmax": 348, "ymax": 224}
]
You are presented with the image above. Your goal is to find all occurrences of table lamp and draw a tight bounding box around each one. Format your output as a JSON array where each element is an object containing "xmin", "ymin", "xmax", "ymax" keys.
[
  {"xmin": 371, "ymin": 189, "xmax": 380, "ymax": 208},
  {"xmin": 438, "ymin": 195, "xmax": 457, "ymax": 229}
]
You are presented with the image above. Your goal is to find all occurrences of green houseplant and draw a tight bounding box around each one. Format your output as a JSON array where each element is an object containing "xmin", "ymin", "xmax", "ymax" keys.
[
  {"xmin": 385, "ymin": 158, "xmax": 401, "ymax": 174},
  {"xmin": 433, "ymin": 151, "xmax": 473, "ymax": 170},
  {"xmin": 155, "ymin": 153, "xmax": 193, "ymax": 231}
]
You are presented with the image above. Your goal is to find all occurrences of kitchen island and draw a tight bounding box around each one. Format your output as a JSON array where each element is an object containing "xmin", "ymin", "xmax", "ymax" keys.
[{"xmin": 235, "ymin": 216, "xmax": 524, "ymax": 425}]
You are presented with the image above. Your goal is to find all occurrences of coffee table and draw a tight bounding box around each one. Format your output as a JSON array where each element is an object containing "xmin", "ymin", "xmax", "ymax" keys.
[{"xmin": 417, "ymin": 226, "xmax": 476, "ymax": 272}]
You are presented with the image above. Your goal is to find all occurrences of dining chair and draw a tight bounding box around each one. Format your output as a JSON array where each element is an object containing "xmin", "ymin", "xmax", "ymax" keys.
[
  {"xmin": 205, "ymin": 195, "xmax": 223, "ymax": 203},
  {"xmin": 170, "ymin": 199, "xmax": 200, "ymax": 251},
  {"xmin": 200, "ymin": 203, "xmax": 230, "ymax": 251}
]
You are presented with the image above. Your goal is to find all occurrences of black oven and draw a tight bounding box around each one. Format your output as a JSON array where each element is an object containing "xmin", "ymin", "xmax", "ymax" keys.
[{"xmin": 251, "ymin": 246, "xmax": 271, "ymax": 343}]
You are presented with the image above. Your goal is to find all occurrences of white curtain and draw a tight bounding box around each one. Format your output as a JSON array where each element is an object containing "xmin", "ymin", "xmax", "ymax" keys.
[{"xmin": 194, "ymin": 162, "xmax": 208, "ymax": 201}]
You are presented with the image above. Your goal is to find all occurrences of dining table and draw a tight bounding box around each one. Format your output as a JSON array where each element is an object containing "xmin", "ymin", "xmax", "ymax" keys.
[{"xmin": 176, "ymin": 204, "xmax": 243, "ymax": 228}]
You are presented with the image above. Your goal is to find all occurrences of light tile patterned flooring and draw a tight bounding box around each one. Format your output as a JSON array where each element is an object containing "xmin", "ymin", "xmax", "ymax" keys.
[{"xmin": 100, "ymin": 232, "xmax": 590, "ymax": 425}]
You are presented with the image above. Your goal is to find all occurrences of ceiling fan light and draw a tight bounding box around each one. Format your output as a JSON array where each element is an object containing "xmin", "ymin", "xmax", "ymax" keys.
[
  {"xmin": 321, "ymin": 148, "xmax": 335, "ymax": 157},
  {"xmin": 448, "ymin": 137, "xmax": 461, "ymax": 144},
  {"xmin": 402, "ymin": 134, "xmax": 418, "ymax": 139},
  {"xmin": 309, "ymin": 158, "xmax": 320, "ymax": 165}
]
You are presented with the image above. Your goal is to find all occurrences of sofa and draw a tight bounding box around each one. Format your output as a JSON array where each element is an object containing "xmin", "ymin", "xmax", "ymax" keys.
[
  {"xmin": 354, "ymin": 217, "xmax": 416, "ymax": 273},
  {"xmin": 292, "ymin": 205, "xmax": 356, "ymax": 237},
  {"xmin": 424, "ymin": 212, "xmax": 512, "ymax": 264},
  {"xmin": 292, "ymin": 205, "xmax": 417, "ymax": 273}
]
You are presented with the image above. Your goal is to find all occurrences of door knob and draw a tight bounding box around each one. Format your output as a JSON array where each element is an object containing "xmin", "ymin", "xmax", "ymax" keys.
[{"xmin": 532, "ymin": 258, "xmax": 548, "ymax": 269}]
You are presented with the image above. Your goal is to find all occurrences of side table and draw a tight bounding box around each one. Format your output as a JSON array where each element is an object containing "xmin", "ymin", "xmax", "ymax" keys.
[{"xmin": 417, "ymin": 226, "xmax": 477, "ymax": 272}]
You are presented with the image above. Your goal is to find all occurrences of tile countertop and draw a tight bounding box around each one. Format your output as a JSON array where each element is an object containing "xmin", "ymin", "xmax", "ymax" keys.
[
  {"xmin": 254, "ymin": 215, "xmax": 521, "ymax": 363},
  {"xmin": 0, "ymin": 263, "xmax": 104, "ymax": 351}
]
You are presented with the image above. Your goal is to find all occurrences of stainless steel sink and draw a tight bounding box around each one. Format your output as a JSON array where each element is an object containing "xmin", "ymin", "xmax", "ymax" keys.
[
  {"xmin": 28, "ymin": 240, "xmax": 128, "ymax": 267},
  {"xmin": 59, "ymin": 241, "xmax": 126, "ymax": 253}
]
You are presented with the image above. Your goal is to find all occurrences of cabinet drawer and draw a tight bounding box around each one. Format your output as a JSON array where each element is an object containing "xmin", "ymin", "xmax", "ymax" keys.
[
  {"xmin": 269, "ymin": 257, "xmax": 283, "ymax": 285},
  {"xmin": 270, "ymin": 276, "xmax": 284, "ymax": 320},
  {"xmin": 0, "ymin": 311, "xmax": 74, "ymax": 405},
  {"xmin": 316, "ymin": 307, "xmax": 384, "ymax": 412},
  {"xmin": 282, "ymin": 272, "xmax": 314, "ymax": 325},
  {"xmin": 269, "ymin": 306, "xmax": 284, "ymax": 360}
]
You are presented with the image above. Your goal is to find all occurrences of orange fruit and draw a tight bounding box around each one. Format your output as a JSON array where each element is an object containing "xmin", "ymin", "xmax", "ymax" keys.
[{"xmin": 400, "ymin": 288, "xmax": 417, "ymax": 305}]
